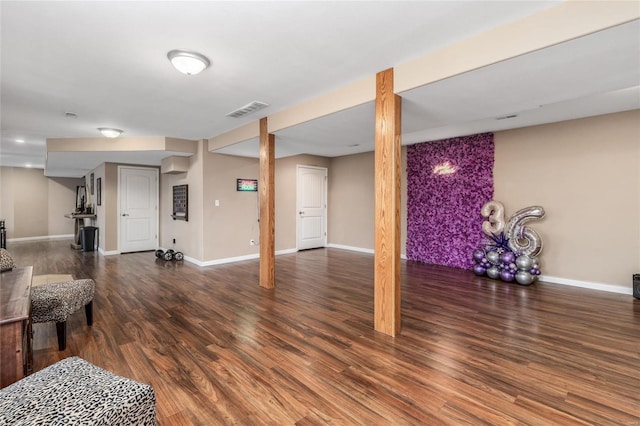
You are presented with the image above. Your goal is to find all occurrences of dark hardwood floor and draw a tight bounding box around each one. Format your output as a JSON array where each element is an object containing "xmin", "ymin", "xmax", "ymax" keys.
[{"xmin": 7, "ymin": 239, "xmax": 640, "ymax": 425}]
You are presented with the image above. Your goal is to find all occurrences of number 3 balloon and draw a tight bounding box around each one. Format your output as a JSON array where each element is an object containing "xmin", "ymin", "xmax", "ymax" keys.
[{"xmin": 481, "ymin": 200, "xmax": 505, "ymax": 237}]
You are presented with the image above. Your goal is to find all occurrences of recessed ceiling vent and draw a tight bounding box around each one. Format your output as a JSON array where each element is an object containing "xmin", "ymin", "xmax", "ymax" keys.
[{"xmin": 226, "ymin": 101, "xmax": 269, "ymax": 118}]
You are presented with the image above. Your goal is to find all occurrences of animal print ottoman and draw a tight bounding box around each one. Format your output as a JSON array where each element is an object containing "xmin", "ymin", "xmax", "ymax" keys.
[
  {"xmin": 0, "ymin": 248, "xmax": 15, "ymax": 271},
  {"xmin": 0, "ymin": 357, "xmax": 156, "ymax": 425},
  {"xmin": 31, "ymin": 279, "xmax": 95, "ymax": 350}
]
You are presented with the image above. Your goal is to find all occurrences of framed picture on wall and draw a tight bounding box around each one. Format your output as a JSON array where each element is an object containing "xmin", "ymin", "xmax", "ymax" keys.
[
  {"xmin": 96, "ymin": 178, "xmax": 102, "ymax": 206},
  {"xmin": 90, "ymin": 173, "xmax": 95, "ymax": 195}
]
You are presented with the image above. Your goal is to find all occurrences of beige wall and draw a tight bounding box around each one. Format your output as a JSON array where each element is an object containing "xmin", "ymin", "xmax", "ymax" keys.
[
  {"xmin": 91, "ymin": 164, "xmax": 107, "ymax": 251},
  {"xmin": 161, "ymin": 141, "xmax": 205, "ymax": 261},
  {"xmin": 48, "ymin": 176, "xmax": 83, "ymax": 235},
  {"xmin": 199, "ymin": 152, "xmax": 331, "ymax": 260},
  {"xmin": 159, "ymin": 146, "xmax": 332, "ymax": 262},
  {"xmin": 202, "ymin": 153, "xmax": 259, "ymax": 260},
  {"xmin": 88, "ymin": 162, "xmax": 158, "ymax": 253},
  {"xmin": 103, "ymin": 163, "xmax": 119, "ymax": 251},
  {"xmin": 327, "ymin": 149, "xmax": 407, "ymax": 255},
  {"xmin": 328, "ymin": 152, "xmax": 374, "ymax": 249},
  {"xmin": 0, "ymin": 167, "xmax": 80, "ymax": 239},
  {"xmin": 13, "ymin": 168, "xmax": 48, "ymax": 238},
  {"xmin": 494, "ymin": 110, "xmax": 640, "ymax": 289},
  {"xmin": 327, "ymin": 110, "xmax": 639, "ymax": 290},
  {"xmin": 1, "ymin": 167, "xmax": 15, "ymax": 238},
  {"xmin": 275, "ymin": 154, "xmax": 331, "ymax": 251}
]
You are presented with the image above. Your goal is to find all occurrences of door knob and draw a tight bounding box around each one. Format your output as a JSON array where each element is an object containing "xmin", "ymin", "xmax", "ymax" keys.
[
  {"xmin": 122, "ymin": 213, "xmax": 129, "ymax": 216},
  {"xmin": 298, "ymin": 211, "xmax": 304, "ymax": 215}
]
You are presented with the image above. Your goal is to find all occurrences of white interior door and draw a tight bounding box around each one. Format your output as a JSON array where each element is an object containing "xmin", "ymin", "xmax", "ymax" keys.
[
  {"xmin": 119, "ymin": 167, "xmax": 158, "ymax": 253},
  {"xmin": 297, "ymin": 165, "xmax": 327, "ymax": 250}
]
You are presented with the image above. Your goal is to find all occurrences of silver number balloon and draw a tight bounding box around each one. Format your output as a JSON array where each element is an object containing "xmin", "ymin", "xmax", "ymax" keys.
[
  {"xmin": 504, "ymin": 206, "xmax": 545, "ymax": 256},
  {"xmin": 481, "ymin": 200, "xmax": 505, "ymax": 237}
]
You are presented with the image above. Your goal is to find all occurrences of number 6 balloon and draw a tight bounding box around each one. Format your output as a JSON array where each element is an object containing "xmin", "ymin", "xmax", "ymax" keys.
[{"xmin": 504, "ymin": 206, "xmax": 545, "ymax": 256}]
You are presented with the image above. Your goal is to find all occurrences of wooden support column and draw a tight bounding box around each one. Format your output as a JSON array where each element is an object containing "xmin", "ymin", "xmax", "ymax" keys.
[
  {"xmin": 259, "ymin": 117, "xmax": 275, "ymax": 288},
  {"xmin": 374, "ymin": 68, "xmax": 401, "ymax": 336}
]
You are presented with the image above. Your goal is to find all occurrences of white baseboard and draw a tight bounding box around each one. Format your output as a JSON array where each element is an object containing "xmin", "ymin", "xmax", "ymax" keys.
[
  {"xmin": 154, "ymin": 243, "xmax": 633, "ymax": 296},
  {"xmin": 186, "ymin": 253, "xmax": 259, "ymax": 267},
  {"xmin": 326, "ymin": 243, "xmax": 374, "ymax": 255},
  {"xmin": 98, "ymin": 248, "xmax": 120, "ymax": 256},
  {"xmin": 7, "ymin": 234, "xmax": 73, "ymax": 243},
  {"xmin": 326, "ymin": 244, "xmax": 630, "ymax": 296},
  {"xmin": 326, "ymin": 243, "xmax": 408, "ymax": 260},
  {"xmin": 276, "ymin": 248, "xmax": 298, "ymax": 256},
  {"xmin": 539, "ymin": 275, "xmax": 632, "ymax": 295},
  {"xmin": 184, "ymin": 248, "xmax": 298, "ymax": 267}
]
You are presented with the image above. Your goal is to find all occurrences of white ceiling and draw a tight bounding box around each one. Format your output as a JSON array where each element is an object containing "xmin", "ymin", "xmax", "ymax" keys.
[
  {"xmin": 1, "ymin": 2, "xmax": 638, "ymax": 176},
  {"xmin": 218, "ymin": 19, "xmax": 640, "ymax": 159}
]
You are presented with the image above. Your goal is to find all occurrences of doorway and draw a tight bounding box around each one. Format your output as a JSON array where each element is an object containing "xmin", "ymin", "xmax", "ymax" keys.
[
  {"xmin": 118, "ymin": 166, "xmax": 158, "ymax": 253},
  {"xmin": 296, "ymin": 165, "xmax": 327, "ymax": 250}
]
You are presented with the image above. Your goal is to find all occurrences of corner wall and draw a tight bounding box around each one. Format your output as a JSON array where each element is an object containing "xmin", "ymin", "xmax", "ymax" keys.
[
  {"xmin": 494, "ymin": 110, "xmax": 640, "ymax": 289},
  {"xmin": 276, "ymin": 154, "xmax": 331, "ymax": 251},
  {"xmin": 0, "ymin": 167, "xmax": 80, "ymax": 240},
  {"xmin": 327, "ymin": 109, "xmax": 639, "ymax": 292},
  {"xmin": 327, "ymin": 149, "xmax": 408, "ymax": 255},
  {"xmin": 202, "ymin": 153, "xmax": 260, "ymax": 260},
  {"xmin": 160, "ymin": 141, "xmax": 205, "ymax": 261},
  {"xmin": 159, "ymin": 147, "xmax": 332, "ymax": 264},
  {"xmin": 199, "ymin": 152, "xmax": 331, "ymax": 261}
]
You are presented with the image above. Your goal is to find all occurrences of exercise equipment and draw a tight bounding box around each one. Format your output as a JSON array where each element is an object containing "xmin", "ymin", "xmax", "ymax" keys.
[{"xmin": 154, "ymin": 249, "xmax": 184, "ymax": 262}]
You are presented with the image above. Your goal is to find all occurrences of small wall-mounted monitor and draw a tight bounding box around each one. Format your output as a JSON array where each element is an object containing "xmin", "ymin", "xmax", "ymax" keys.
[{"xmin": 237, "ymin": 178, "xmax": 258, "ymax": 192}]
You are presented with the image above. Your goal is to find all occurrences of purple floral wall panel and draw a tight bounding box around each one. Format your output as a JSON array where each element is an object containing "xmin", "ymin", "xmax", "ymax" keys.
[{"xmin": 406, "ymin": 133, "xmax": 494, "ymax": 269}]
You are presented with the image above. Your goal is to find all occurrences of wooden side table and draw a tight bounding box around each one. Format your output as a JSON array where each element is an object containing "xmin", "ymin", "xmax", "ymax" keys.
[{"xmin": 0, "ymin": 266, "xmax": 33, "ymax": 388}]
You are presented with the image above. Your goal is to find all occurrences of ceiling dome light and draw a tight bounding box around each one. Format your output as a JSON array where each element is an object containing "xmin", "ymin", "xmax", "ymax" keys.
[
  {"xmin": 98, "ymin": 128, "xmax": 123, "ymax": 138},
  {"xmin": 167, "ymin": 49, "xmax": 210, "ymax": 75}
]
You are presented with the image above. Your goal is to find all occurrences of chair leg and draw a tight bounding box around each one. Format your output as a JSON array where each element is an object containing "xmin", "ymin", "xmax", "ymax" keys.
[
  {"xmin": 85, "ymin": 301, "xmax": 93, "ymax": 326},
  {"xmin": 56, "ymin": 322, "xmax": 66, "ymax": 351}
]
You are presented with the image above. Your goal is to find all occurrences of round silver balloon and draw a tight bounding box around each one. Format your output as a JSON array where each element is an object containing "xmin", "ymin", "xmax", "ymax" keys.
[
  {"xmin": 504, "ymin": 206, "xmax": 545, "ymax": 256},
  {"xmin": 515, "ymin": 270, "xmax": 535, "ymax": 285},
  {"xmin": 515, "ymin": 254, "xmax": 533, "ymax": 271},
  {"xmin": 486, "ymin": 265, "xmax": 500, "ymax": 279},
  {"xmin": 486, "ymin": 251, "xmax": 500, "ymax": 265},
  {"xmin": 481, "ymin": 200, "xmax": 505, "ymax": 237}
]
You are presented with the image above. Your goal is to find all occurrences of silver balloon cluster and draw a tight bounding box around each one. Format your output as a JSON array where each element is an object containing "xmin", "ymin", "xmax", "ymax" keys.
[{"xmin": 472, "ymin": 201, "xmax": 545, "ymax": 285}]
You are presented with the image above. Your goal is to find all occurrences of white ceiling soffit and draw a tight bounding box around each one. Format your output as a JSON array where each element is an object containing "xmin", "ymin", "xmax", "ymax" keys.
[
  {"xmin": 215, "ymin": 20, "xmax": 640, "ymax": 159},
  {"xmin": 45, "ymin": 151, "xmax": 192, "ymax": 178}
]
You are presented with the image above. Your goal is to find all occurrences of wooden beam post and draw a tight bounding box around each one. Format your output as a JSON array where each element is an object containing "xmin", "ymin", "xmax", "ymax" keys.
[
  {"xmin": 374, "ymin": 68, "xmax": 401, "ymax": 336},
  {"xmin": 259, "ymin": 118, "xmax": 275, "ymax": 288}
]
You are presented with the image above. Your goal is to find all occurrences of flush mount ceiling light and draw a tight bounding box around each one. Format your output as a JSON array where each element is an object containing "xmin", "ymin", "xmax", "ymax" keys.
[
  {"xmin": 98, "ymin": 128, "xmax": 123, "ymax": 138},
  {"xmin": 167, "ymin": 49, "xmax": 210, "ymax": 75}
]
